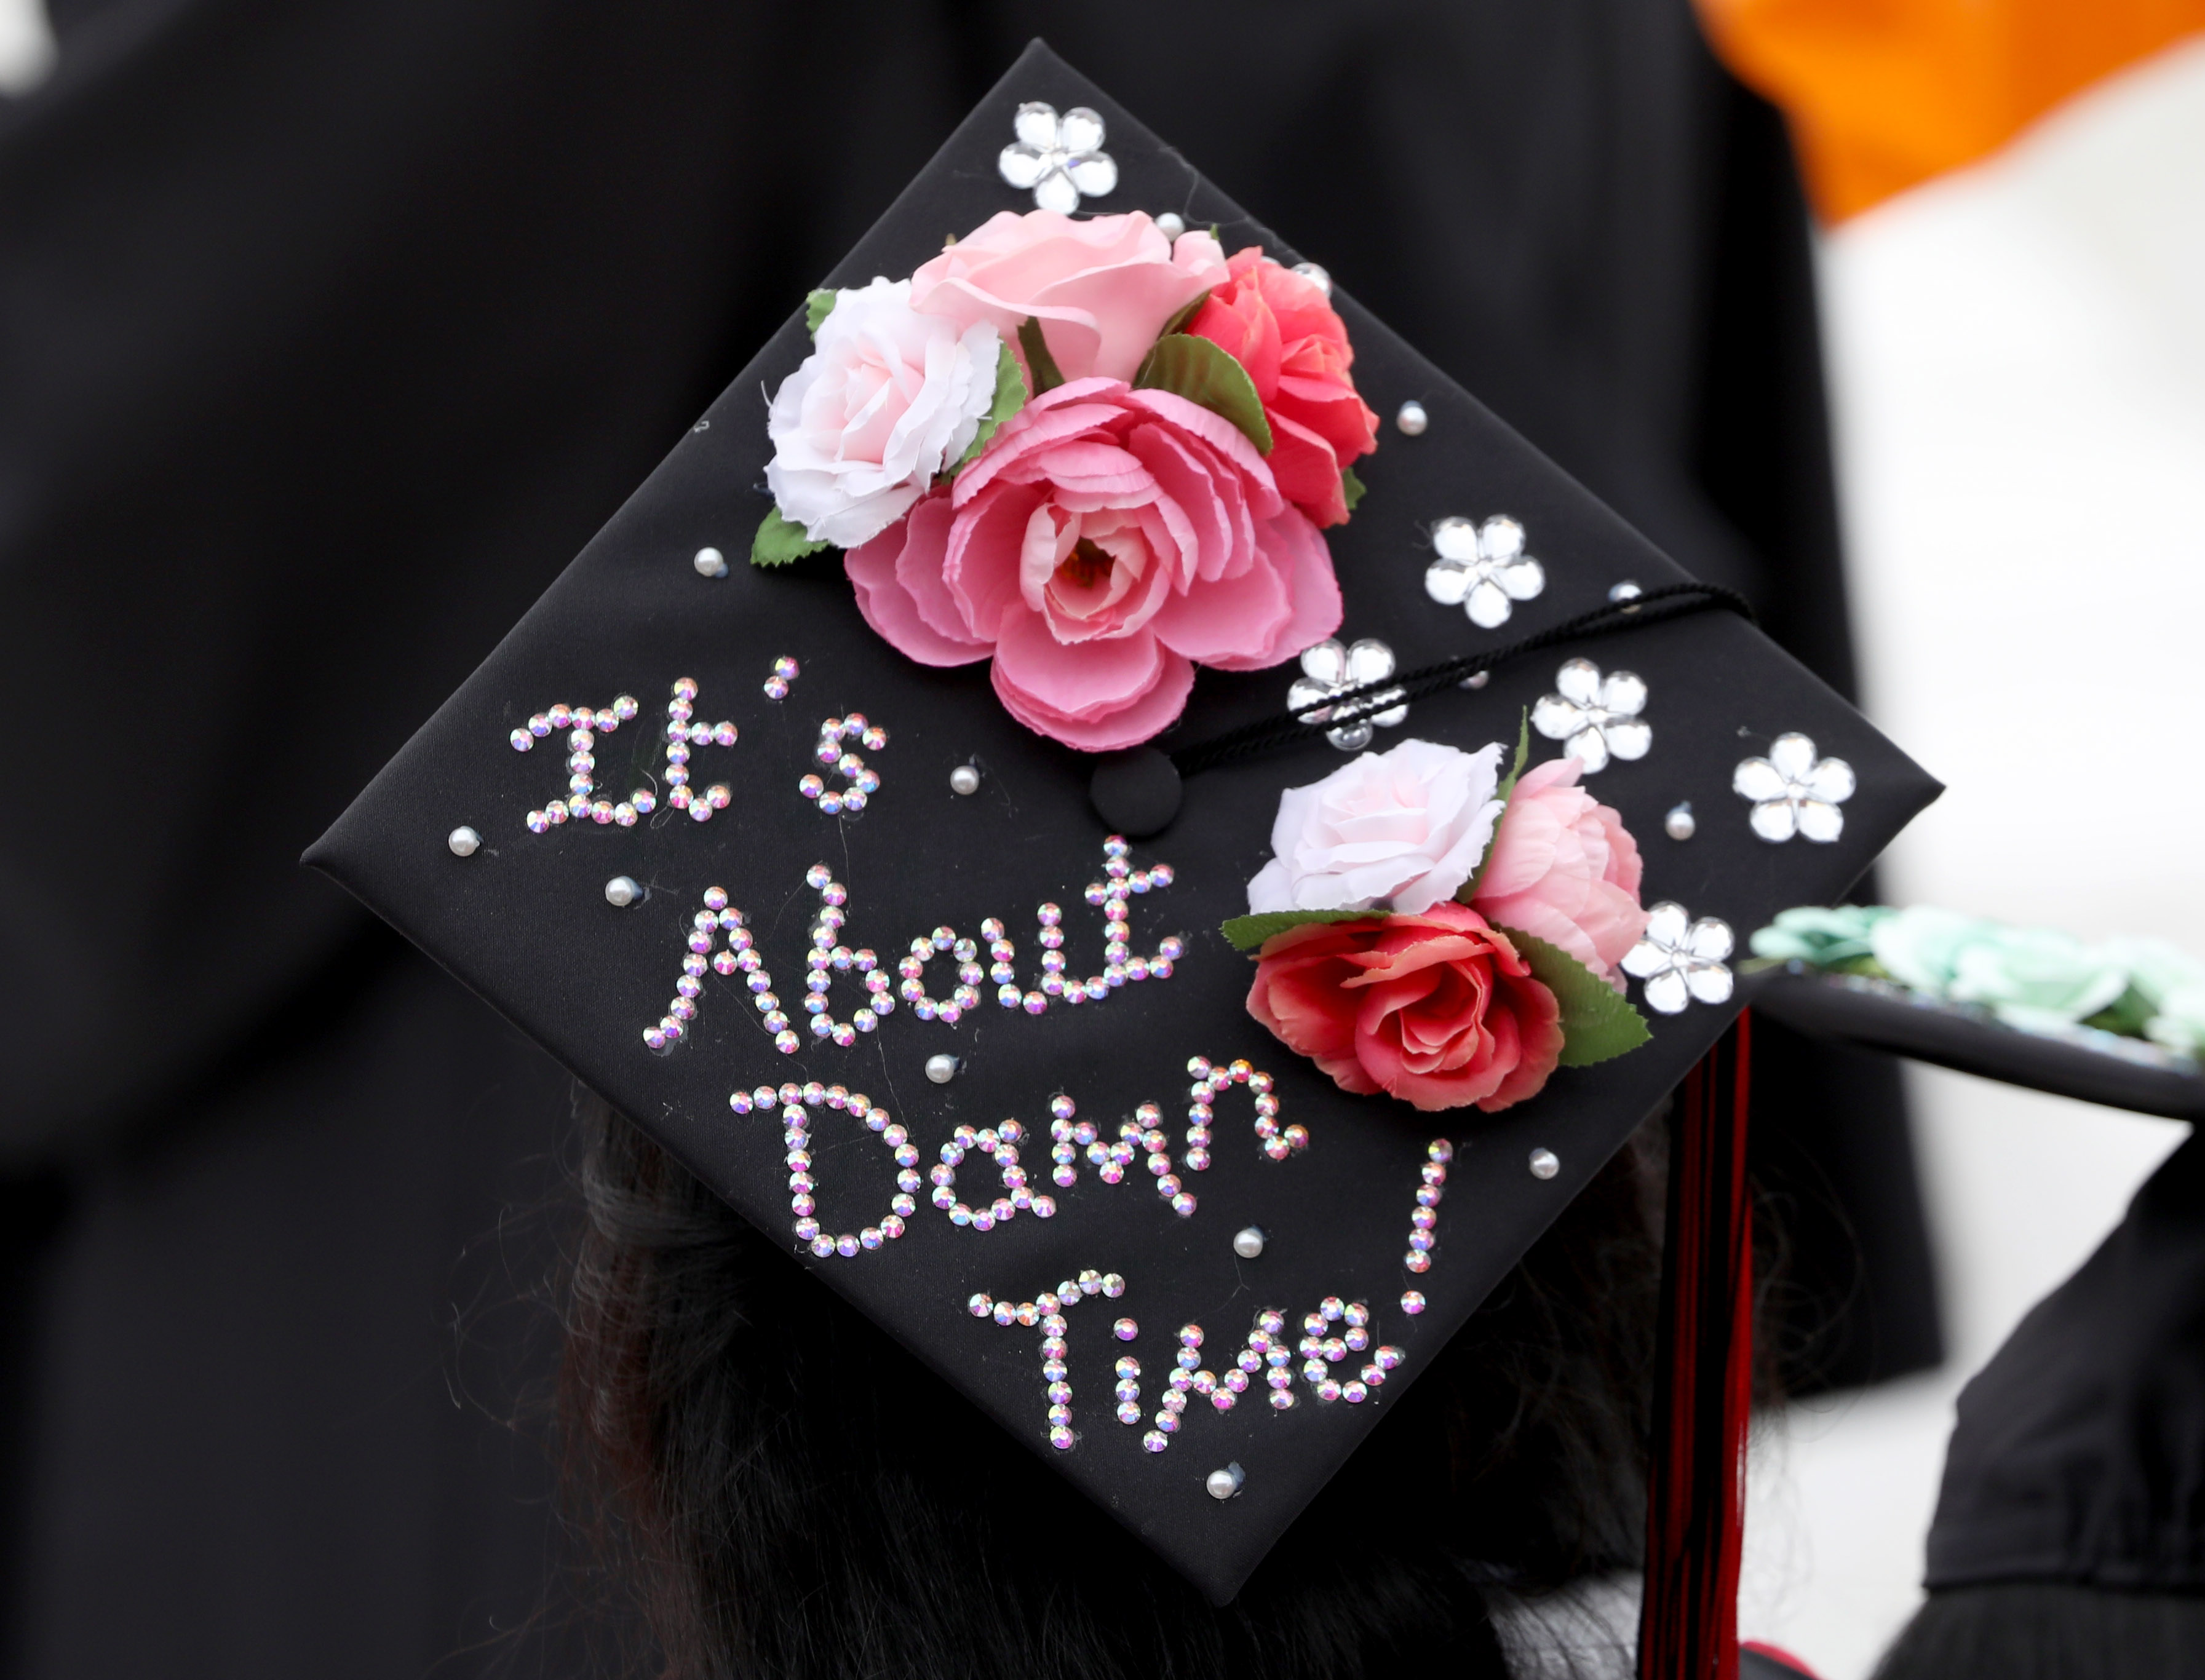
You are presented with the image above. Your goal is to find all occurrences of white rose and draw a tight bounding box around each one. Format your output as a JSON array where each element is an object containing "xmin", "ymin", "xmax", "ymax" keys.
[
  {"xmin": 1247, "ymin": 737, "xmax": 1506, "ymax": 916},
  {"xmin": 765, "ymin": 278, "xmax": 1003, "ymax": 549}
]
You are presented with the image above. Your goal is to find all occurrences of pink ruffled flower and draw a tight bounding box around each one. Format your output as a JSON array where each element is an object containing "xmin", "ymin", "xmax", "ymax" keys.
[
  {"xmin": 909, "ymin": 210, "xmax": 1227, "ymax": 386},
  {"xmin": 845, "ymin": 378, "xmax": 1341, "ymax": 751},
  {"xmin": 1468, "ymin": 758, "xmax": 1648, "ymax": 986}
]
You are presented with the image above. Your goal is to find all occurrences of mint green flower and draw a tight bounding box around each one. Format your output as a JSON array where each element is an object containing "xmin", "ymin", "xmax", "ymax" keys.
[
  {"xmin": 1867, "ymin": 906, "xmax": 1999, "ymax": 993},
  {"xmin": 1748, "ymin": 904, "xmax": 1892, "ymax": 968},
  {"xmin": 2099, "ymin": 937, "xmax": 2205, "ymax": 1012},
  {"xmin": 2144, "ymin": 984, "xmax": 2205, "ymax": 1058},
  {"xmin": 1945, "ymin": 927, "xmax": 2132, "ymax": 1032}
]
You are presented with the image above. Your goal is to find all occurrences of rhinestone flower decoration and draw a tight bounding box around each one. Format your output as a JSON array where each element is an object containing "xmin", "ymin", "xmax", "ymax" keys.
[
  {"xmin": 1733, "ymin": 732, "xmax": 1854, "ymax": 843},
  {"xmin": 1424, "ymin": 515, "xmax": 1544, "ymax": 629},
  {"xmin": 1622, "ymin": 903, "xmax": 1735, "ymax": 1015},
  {"xmin": 1289, "ymin": 638, "xmax": 1409, "ymax": 751},
  {"xmin": 998, "ymin": 102, "xmax": 1119, "ymax": 213},
  {"xmin": 1530, "ymin": 658, "xmax": 1650, "ymax": 773}
]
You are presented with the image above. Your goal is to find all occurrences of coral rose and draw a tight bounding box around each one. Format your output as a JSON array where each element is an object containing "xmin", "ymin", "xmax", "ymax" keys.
[
  {"xmin": 1186, "ymin": 248, "xmax": 1379, "ymax": 527},
  {"xmin": 909, "ymin": 210, "xmax": 1227, "ymax": 386},
  {"xmin": 1468, "ymin": 758, "xmax": 1648, "ymax": 988},
  {"xmin": 845, "ymin": 377, "xmax": 1341, "ymax": 751},
  {"xmin": 1247, "ymin": 905, "xmax": 1564, "ymax": 1113}
]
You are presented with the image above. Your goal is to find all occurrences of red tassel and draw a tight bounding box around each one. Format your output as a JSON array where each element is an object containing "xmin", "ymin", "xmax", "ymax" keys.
[{"xmin": 1638, "ymin": 1012, "xmax": 1754, "ymax": 1680}]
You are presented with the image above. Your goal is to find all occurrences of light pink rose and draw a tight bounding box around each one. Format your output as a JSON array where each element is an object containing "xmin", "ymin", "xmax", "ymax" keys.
[
  {"xmin": 909, "ymin": 210, "xmax": 1228, "ymax": 386},
  {"xmin": 844, "ymin": 377, "xmax": 1341, "ymax": 752},
  {"xmin": 766, "ymin": 277, "xmax": 1004, "ymax": 549},
  {"xmin": 1468, "ymin": 758, "xmax": 1648, "ymax": 985},
  {"xmin": 1246, "ymin": 739, "xmax": 1506, "ymax": 916}
]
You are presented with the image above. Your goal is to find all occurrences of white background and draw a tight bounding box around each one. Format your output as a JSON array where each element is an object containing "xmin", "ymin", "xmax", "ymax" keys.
[
  {"xmin": 1738, "ymin": 37, "xmax": 2205, "ymax": 1676},
  {"xmin": 1, "ymin": 10, "xmax": 2200, "ymax": 1676}
]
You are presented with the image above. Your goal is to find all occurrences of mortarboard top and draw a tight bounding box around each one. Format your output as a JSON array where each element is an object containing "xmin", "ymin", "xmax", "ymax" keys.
[
  {"xmin": 1749, "ymin": 958, "xmax": 2205, "ymax": 1125},
  {"xmin": 306, "ymin": 40, "xmax": 1939, "ymax": 1604}
]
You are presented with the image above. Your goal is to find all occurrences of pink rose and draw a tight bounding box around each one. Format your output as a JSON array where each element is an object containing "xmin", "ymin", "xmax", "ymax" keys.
[
  {"xmin": 845, "ymin": 377, "xmax": 1341, "ymax": 751},
  {"xmin": 1186, "ymin": 248, "xmax": 1378, "ymax": 528},
  {"xmin": 910, "ymin": 210, "xmax": 1227, "ymax": 386},
  {"xmin": 1246, "ymin": 906, "xmax": 1565, "ymax": 1113},
  {"xmin": 1469, "ymin": 758, "xmax": 1648, "ymax": 985}
]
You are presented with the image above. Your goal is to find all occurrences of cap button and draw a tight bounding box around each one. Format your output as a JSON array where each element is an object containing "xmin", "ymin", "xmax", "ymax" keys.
[{"xmin": 1088, "ymin": 747, "xmax": 1181, "ymax": 838}]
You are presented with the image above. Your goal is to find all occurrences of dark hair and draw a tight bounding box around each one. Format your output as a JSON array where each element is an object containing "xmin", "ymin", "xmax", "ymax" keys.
[
  {"xmin": 1872, "ymin": 1583, "xmax": 2205, "ymax": 1679},
  {"xmin": 559, "ymin": 1092, "xmax": 1672, "ymax": 1679}
]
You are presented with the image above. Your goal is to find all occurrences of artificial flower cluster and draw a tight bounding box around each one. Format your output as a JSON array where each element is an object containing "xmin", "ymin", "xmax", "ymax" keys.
[
  {"xmin": 1753, "ymin": 905, "xmax": 2205, "ymax": 1058},
  {"xmin": 757, "ymin": 210, "xmax": 1378, "ymax": 751},
  {"xmin": 1225, "ymin": 736, "xmax": 1654, "ymax": 1113}
]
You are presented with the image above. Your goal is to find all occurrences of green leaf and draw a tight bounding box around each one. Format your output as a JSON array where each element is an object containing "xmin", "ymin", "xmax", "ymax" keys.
[
  {"xmin": 2085, "ymin": 983, "xmax": 2158, "ymax": 1038},
  {"xmin": 952, "ymin": 336, "xmax": 1028, "ymax": 471},
  {"xmin": 1458, "ymin": 711, "xmax": 1532, "ymax": 904},
  {"xmin": 1156, "ymin": 288, "xmax": 1214, "ymax": 339},
  {"xmin": 1017, "ymin": 317, "xmax": 1065, "ymax": 395},
  {"xmin": 1130, "ymin": 334, "xmax": 1273, "ymax": 453},
  {"xmin": 1340, "ymin": 464, "xmax": 1367, "ymax": 513},
  {"xmin": 1492, "ymin": 925, "xmax": 1653, "ymax": 1068},
  {"xmin": 1220, "ymin": 909, "xmax": 1380, "ymax": 954},
  {"xmin": 750, "ymin": 506, "xmax": 829, "ymax": 569},
  {"xmin": 805, "ymin": 288, "xmax": 837, "ymax": 336}
]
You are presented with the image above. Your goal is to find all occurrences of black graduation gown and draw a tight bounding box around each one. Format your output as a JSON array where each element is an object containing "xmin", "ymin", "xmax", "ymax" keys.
[{"xmin": 0, "ymin": 1, "xmax": 1937, "ymax": 1671}]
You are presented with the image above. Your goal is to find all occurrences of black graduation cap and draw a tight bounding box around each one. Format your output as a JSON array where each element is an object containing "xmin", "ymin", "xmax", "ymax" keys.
[
  {"xmin": 1746, "ymin": 939, "xmax": 2205, "ymax": 1124},
  {"xmin": 306, "ymin": 41, "xmax": 1938, "ymax": 1606}
]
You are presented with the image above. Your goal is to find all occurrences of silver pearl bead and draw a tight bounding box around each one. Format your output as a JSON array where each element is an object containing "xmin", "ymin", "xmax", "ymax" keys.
[
  {"xmin": 1290, "ymin": 261, "xmax": 1331, "ymax": 296},
  {"xmin": 605, "ymin": 875, "xmax": 642, "ymax": 908},
  {"xmin": 1232, "ymin": 1226, "xmax": 1265, "ymax": 1259},
  {"xmin": 924, "ymin": 1053, "xmax": 961, "ymax": 1085},
  {"xmin": 1457, "ymin": 670, "xmax": 1490, "ymax": 691},
  {"xmin": 1608, "ymin": 580, "xmax": 1643, "ymax": 603},
  {"xmin": 1528, "ymin": 1147, "xmax": 1560, "ymax": 1181},
  {"xmin": 447, "ymin": 826, "xmax": 480, "ymax": 857},
  {"xmin": 1205, "ymin": 1464, "xmax": 1245, "ymax": 1501},
  {"xmin": 1664, "ymin": 802, "xmax": 1696, "ymax": 841},
  {"xmin": 949, "ymin": 764, "xmax": 982, "ymax": 796},
  {"xmin": 1395, "ymin": 400, "xmax": 1428, "ymax": 436},
  {"xmin": 1153, "ymin": 211, "xmax": 1186, "ymax": 240},
  {"xmin": 693, "ymin": 546, "xmax": 728, "ymax": 578}
]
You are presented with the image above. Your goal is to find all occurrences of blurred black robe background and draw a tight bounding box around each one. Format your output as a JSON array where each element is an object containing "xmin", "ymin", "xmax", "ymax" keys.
[{"xmin": 0, "ymin": 1, "xmax": 1941, "ymax": 1673}]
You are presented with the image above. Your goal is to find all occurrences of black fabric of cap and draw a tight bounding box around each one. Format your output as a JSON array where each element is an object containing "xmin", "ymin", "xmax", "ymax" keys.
[
  {"xmin": 308, "ymin": 41, "xmax": 1939, "ymax": 1603},
  {"xmin": 1925, "ymin": 1130, "xmax": 2205, "ymax": 1594},
  {"xmin": 1749, "ymin": 968, "xmax": 2205, "ymax": 1123}
]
